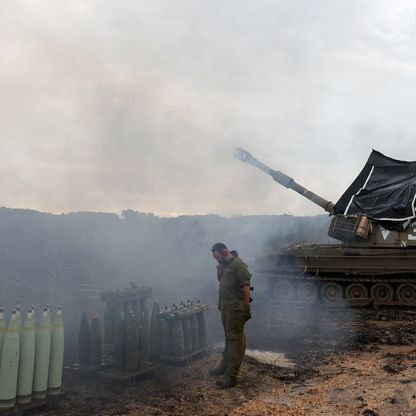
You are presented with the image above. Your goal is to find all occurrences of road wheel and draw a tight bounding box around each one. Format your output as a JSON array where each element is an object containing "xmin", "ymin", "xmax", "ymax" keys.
[
  {"xmin": 296, "ymin": 282, "xmax": 319, "ymax": 304},
  {"xmin": 320, "ymin": 282, "xmax": 343, "ymax": 302},
  {"xmin": 396, "ymin": 283, "xmax": 416, "ymax": 304},
  {"xmin": 345, "ymin": 283, "xmax": 368, "ymax": 299},
  {"xmin": 370, "ymin": 283, "xmax": 394, "ymax": 303},
  {"xmin": 273, "ymin": 281, "xmax": 295, "ymax": 302}
]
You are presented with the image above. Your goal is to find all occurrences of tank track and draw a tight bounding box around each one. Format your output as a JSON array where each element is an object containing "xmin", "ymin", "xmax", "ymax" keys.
[{"xmin": 257, "ymin": 269, "xmax": 416, "ymax": 306}]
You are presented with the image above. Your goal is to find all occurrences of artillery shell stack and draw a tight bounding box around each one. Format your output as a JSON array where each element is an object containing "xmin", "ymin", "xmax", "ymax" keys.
[
  {"xmin": 65, "ymin": 311, "xmax": 105, "ymax": 378},
  {"xmin": 99, "ymin": 287, "xmax": 156, "ymax": 383},
  {"xmin": 100, "ymin": 286, "xmax": 152, "ymax": 357},
  {"xmin": 0, "ymin": 306, "xmax": 64, "ymax": 411},
  {"xmin": 159, "ymin": 301, "xmax": 208, "ymax": 365}
]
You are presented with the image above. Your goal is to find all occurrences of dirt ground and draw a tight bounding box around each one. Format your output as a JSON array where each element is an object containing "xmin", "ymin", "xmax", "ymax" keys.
[{"xmin": 46, "ymin": 305, "xmax": 416, "ymax": 416}]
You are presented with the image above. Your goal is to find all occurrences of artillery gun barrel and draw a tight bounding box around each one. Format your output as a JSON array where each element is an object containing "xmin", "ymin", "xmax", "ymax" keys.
[{"xmin": 234, "ymin": 147, "xmax": 335, "ymax": 214}]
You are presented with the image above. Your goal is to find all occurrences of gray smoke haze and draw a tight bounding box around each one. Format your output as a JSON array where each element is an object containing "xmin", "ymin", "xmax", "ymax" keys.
[
  {"xmin": 1, "ymin": 1, "xmax": 416, "ymax": 216},
  {"xmin": 0, "ymin": 207, "xmax": 333, "ymax": 361}
]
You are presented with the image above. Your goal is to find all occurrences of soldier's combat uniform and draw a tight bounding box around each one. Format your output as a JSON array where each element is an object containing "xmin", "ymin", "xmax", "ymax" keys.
[
  {"xmin": 216, "ymin": 263, "xmax": 225, "ymax": 282},
  {"xmin": 217, "ymin": 256, "xmax": 251, "ymax": 381}
]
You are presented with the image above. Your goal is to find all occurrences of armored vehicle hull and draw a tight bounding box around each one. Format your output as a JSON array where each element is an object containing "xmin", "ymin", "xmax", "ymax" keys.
[{"xmin": 258, "ymin": 243, "xmax": 416, "ymax": 305}]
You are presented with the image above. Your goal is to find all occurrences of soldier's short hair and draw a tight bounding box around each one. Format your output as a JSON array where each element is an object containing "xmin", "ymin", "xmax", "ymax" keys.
[{"xmin": 211, "ymin": 242, "xmax": 228, "ymax": 253}]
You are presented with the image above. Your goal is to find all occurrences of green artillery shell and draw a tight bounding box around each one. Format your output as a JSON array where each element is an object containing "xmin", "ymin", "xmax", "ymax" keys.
[
  {"xmin": 32, "ymin": 308, "xmax": 51, "ymax": 399},
  {"xmin": 89, "ymin": 314, "xmax": 102, "ymax": 368},
  {"xmin": 181, "ymin": 316, "xmax": 192, "ymax": 355},
  {"xmin": 161, "ymin": 317, "xmax": 172, "ymax": 357},
  {"xmin": 139, "ymin": 310, "xmax": 150, "ymax": 367},
  {"xmin": 114, "ymin": 311, "xmax": 126, "ymax": 371},
  {"xmin": 103, "ymin": 302, "xmax": 115, "ymax": 348},
  {"xmin": 197, "ymin": 310, "xmax": 207, "ymax": 349},
  {"xmin": 0, "ymin": 312, "xmax": 20, "ymax": 408},
  {"xmin": 124, "ymin": 312, "xmax": 139, "ymax": 372},
  {"xmin": 149, "ymin": 300, "xmax": 162, "ymax": 361},
  {"xmin": 47, "ymin": 307, "xmax": 64, "ymax": 396},
  {"xmin": 171, "ymin": 318, "xmax": 185, "ymax": 357},
  {"xmin": 16, "ymin": 311, "xmax": 35, "ymax": 403},
  {"xmin": 0, "ymin": 309, "xmax": 5, "ymax": 359},
  {"xmin": 190, "ymin": 314, "xmax": 200, "ymax": 352},
  {"xmin": 78, "ymin": 311, "xmax": 90, "ymax": 367}
]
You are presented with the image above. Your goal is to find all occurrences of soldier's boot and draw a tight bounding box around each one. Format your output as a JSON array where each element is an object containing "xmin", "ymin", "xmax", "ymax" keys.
[
  {"xmin": 215, "ymin": 375, "xmax": 236, "ymax": 389},
  {"xmin": 209, "ymin": 366, "xmax": 226, "ymax": 376}
]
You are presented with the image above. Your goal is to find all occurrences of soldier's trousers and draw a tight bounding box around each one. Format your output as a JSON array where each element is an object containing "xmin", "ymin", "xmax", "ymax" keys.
[{"xmin": 220, "ymin": 308, "xmax": 246, "ymax": 379}]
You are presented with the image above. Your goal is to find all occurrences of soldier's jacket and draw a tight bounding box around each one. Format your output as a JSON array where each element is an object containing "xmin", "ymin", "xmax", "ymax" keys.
[
  {"xmin": 216, "ymin": 263, "xmax": 225, "ymax": 282},
  {"xmin": 218, "ymin": 257, "xmax": 251, "ymax": 310}
]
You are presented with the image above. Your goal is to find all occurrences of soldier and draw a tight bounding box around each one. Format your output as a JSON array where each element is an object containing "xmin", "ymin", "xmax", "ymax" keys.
[{"xmin": 210, "ymin": 243, "xmax": 251, "ymax": 388}]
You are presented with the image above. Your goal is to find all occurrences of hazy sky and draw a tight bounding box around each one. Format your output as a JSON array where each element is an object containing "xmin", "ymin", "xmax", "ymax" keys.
[{"xmin": 2, "ymin": 1, "xmax": 416, "ymax": 216}]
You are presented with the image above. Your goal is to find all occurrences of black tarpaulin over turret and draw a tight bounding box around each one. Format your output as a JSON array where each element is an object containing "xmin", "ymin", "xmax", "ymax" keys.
[{"xmin": 334, "ymin": 150, "xmax": 416, "ymax": 222}]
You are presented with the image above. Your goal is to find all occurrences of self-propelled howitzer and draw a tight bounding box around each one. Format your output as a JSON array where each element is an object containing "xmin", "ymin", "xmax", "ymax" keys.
[{"xmin": 234, "ymin": 147, "xmax": 416, "ymax": 306}]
